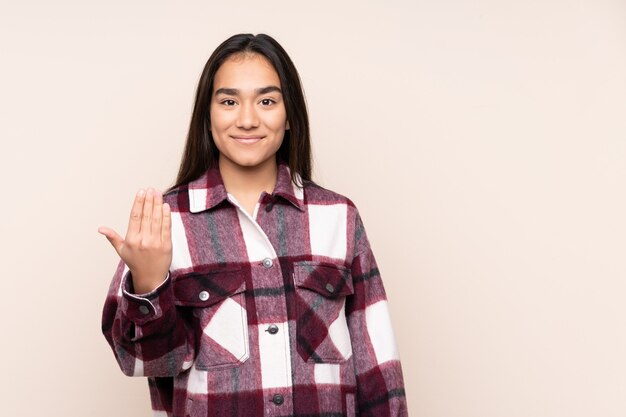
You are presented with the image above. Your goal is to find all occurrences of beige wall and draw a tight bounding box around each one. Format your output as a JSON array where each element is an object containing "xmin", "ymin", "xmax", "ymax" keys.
[{"xmin": 1, "ymin": 0, "xmax": 625, "ymax": 415}]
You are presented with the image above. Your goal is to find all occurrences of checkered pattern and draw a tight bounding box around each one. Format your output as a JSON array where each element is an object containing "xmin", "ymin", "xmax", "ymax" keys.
[{"xmin": 102, "ymin": 160, "xmax": 408, "ymax": 416}]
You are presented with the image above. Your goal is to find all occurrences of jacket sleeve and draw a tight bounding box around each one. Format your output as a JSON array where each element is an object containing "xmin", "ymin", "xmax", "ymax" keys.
[
  {"xmin": 101, "ymin": 258, "xmax": 196, "ymax": 377},
  {"xmin": 346, "ymin": 210, "xmax": 409, "ymax": 417}
]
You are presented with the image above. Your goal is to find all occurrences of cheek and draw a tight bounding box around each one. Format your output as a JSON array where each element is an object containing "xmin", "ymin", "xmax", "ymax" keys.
[
  {"xmin": 209, "ymin": 108, "xmax": 231, "ymax": 132},
  {"xmin": 268, "ymin": 109, "xmax": 288, "ymax": 130}
]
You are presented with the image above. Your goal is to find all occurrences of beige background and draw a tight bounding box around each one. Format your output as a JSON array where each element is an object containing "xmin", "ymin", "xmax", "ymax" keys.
[{"xmin": 1, "ymin": 0, "xmax": 625, "ymax": 416}]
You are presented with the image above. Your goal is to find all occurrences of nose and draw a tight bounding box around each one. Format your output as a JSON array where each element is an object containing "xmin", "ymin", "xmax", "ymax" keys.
[{"xmin": 236, "ymin": 102, "xmax": 259, "ymax": 129}]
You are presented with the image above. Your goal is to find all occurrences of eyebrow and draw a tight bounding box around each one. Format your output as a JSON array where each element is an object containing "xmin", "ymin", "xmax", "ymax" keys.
[{"xmin": 214, "ymin": 85, "xmax": 282, "ymax": 96}]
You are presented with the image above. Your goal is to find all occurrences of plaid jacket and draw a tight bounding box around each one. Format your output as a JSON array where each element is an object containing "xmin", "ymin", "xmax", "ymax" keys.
[{"xmin": 102, "ymin": 160, "xmax": 408, "ymax": 417}]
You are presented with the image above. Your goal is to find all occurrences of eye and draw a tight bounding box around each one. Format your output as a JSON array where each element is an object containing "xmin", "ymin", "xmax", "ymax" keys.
[
  {"xmin": 260, "ymin": 98, "xmax": 276, "ymax": 106},
  {"xmin": 220, "ymin": 99, "xmax": 236, "ymax": 106}
]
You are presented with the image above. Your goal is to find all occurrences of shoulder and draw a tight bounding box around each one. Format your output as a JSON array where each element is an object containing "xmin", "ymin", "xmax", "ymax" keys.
[
  {"xmin": 161, "ymin": 184, "xmax": 188, "ymax": 212},
  {"xmin": 302, "ymin": 180, "xmax": 372, "ymax": 261},
  {"xmin": 302, "ymin": 179, "xmax": 359, "ymax": 211},
  {"xmin": 301, "ymin": 180, "xmax": 365, "ymax": 237}
]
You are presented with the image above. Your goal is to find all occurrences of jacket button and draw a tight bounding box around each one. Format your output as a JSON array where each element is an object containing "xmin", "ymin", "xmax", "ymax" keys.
[
  {"xmin": 271, "ymin": 394, "xmax": 284, "ymax": 405},
  {"xmin": 262, "ymin": 258, "xmax": 273, "ymax": 268},
  {"xmin": 138, "ymin": 305, "xmax": 150, "ymax": 315},
  {"xmin": 325, "ymin": 283, "xmax": 335, "ymax": 293},
  {"xmin": 266, "ymin": 324, "xmax": 279, "ymax": 334},
  {"xmin": 198, "ymin": 291, "xmax": 209, "ymax": 301}
]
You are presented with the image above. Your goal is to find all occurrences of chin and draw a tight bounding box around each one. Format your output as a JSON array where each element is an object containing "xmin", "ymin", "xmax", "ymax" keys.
[
  {"xmin": 227, "ymin": 155, "xmax": 271, "ymax": 169},
  {"xmin": 235, "ymin": 160, "xmax": 261, "ymax": 168}
]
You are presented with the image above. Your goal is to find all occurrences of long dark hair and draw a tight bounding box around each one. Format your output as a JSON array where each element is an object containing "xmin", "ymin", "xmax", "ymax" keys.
[{"xmin": 166, "ymin": 33, "xmax": 312, "ymax": 193}]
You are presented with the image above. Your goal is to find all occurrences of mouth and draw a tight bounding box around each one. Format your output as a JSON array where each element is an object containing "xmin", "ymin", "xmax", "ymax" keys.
[{"xmin": 231, "ymin": 136, "xmax": 264, "ymax": 145}]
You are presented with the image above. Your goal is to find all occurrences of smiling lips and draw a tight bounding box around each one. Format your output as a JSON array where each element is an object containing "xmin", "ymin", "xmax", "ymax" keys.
[{"xmin": 232, "ymin": 136, "xmax": 264, "ymax": 144}]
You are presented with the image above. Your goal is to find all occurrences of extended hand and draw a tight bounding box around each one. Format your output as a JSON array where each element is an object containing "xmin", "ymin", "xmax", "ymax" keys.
[{"xmin": 98, "ymin": 187, "xmax": 172, "ymax": 294}]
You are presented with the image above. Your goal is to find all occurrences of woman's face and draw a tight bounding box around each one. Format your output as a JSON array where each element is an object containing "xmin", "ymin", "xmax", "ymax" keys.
[{"xmin": 210, "ymin": 52, "xmax": 289, "ymax": 170}]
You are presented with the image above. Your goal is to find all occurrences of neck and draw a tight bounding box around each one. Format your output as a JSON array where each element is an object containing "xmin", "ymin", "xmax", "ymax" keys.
[{"xmin": 218, "ymin": 155, "xmax": 278, "ymax": 197}]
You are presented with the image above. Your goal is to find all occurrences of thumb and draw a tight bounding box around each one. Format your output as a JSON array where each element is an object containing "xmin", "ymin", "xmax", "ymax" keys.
[{"xmin": 98, "ymin": 227, "xmax": 124, "ymax": 255}]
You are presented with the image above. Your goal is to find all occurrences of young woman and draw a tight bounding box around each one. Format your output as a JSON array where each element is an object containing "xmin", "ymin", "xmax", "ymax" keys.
[{"xmin": 99, "ymin": 33, "xmax": 408, "ymax": 417}]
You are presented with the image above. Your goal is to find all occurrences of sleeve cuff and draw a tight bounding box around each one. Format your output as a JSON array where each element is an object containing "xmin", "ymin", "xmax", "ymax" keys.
[{"xmin": 120, "ymin": 270, "xmax": 172, "ymax": 324}]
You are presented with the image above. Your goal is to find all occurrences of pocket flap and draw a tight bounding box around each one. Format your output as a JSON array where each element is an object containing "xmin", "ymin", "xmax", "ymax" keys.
[
  {"xmin": 173, "ymin": 266, "xmax": 245, "ymax": 307},
  {"xmin": 294, "ymin": 261, "xmax": 353, "ymax": 297}
]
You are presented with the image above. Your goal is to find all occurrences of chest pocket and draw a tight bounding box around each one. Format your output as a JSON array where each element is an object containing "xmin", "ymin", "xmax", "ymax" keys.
[
  {"xmin": 173, "ymin": 267, "xmax": 249, "ymax": 370},
  {"xmin": 293, "ymin": 261, "xmax": 354, "ymax": 363}
]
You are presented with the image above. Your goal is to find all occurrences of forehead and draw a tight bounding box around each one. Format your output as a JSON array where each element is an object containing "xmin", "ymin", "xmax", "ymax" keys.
[{"xmin": 213, "ymin": 53, "xmax": 281, "ymax": 91}]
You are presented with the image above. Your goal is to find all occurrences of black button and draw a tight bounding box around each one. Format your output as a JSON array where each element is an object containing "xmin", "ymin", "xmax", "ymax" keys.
[
  {"xmin": 271, "ymin": 394, "xmax": 284, "ymax": 405},
  {"xmin": 266, "ymin": 324, "xmax": 279, "ymax": 334}
]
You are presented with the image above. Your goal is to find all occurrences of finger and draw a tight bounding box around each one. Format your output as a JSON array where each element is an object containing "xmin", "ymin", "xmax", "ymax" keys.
[
  {"xmin": 98, "ymin": 227, "xmax": 125, "ymax": 255},
  {"xmin": 151, "ymin": 189, "xmax": 163, "ymax": 237},
  {"xmin": 127, "ymin": 189, "xmax": 145, "ymax": 237},
  {"xmin": 161, "ymin": 203, "xmax": 172, "ymax": 244},
  {"xmin": 141, "ymin": 187, "xmax": 154, "ymax": 236}
]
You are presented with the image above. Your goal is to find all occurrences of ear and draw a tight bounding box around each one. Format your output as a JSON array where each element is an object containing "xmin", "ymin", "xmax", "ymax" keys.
[{"xmin": 285, "ymin": 120, "xmax": 290, "ymax": 130}]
